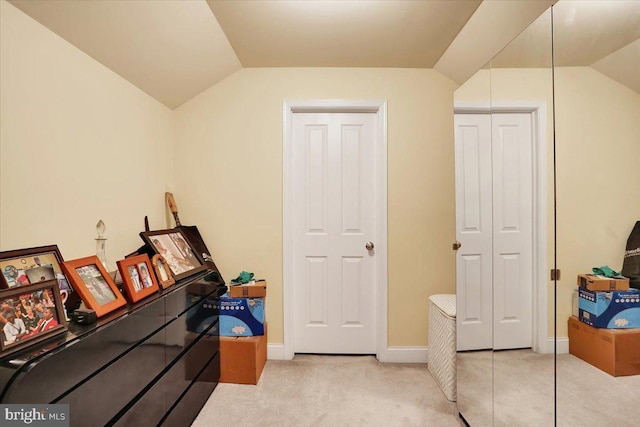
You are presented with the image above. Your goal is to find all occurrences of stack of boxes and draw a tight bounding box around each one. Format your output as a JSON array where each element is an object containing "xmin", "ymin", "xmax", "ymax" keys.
[
  {"xmin": 218, "ymin": 280, "xmax": 267, "ymax": 384},
  {"xmin": 570, "ymin": 274, "xmax": 640, "ymax": 376}
]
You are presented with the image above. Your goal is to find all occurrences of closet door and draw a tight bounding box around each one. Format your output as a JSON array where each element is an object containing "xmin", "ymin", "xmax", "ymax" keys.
[
  {"xmin": 455, "ymin": 113, "xmax": 493, "ymax": 351},
  {"xmin": 455, "ymin": 113, "xmax": 534, "ymax": 351}
]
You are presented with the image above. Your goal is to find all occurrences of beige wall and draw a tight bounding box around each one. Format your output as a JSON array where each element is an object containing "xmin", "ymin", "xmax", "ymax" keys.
[
  {"xmin": 0, "ymin": 1, "xmax": 174, "ymax": 263},
  {"xmin": 174, "ymin": 68, "xmax": 458, "ymax": 345},
  {"xmin": 455, "ymin": 66, "xmax": 640, "ymax": 339}
]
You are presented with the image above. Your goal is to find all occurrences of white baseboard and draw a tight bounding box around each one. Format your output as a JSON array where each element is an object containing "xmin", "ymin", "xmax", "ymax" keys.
[
  {"xmin": 542, "ymin": 337, "xmax": 568, "ymax": 354},
  {"xmin": 268, "ymin": 344, "xmax": 429, "ymax": 363},
  {"xmin": 555, "ymin": 337, "xmax": 569, "ymax": 354},
  {"xmin": 377, "ymin": 346, "xmax": 429, "ymax": 363},
  {"xmin": 267, "ymin": 343, "xmax": 289, "ymax": 360}
]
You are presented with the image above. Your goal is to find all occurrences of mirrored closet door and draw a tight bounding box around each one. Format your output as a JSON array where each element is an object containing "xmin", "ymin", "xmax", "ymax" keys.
[
  {"xmin": 554, "ymin": 1, "xmax": 640, "ymax": 426},
  {"xmin": 456, "ymin": 1, "xmax": 640, "ymax": 425}
]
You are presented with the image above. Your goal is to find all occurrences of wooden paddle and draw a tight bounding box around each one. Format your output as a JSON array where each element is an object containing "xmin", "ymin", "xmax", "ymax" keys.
[{"xmin": 165, "ymin": 192, "xmax": 182, "ymax": 227}]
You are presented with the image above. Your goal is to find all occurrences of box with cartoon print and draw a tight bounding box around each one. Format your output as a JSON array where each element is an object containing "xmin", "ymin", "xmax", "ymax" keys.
[{"xmin": 578, "ymin": 288, "xmax": 640, "ymax": 328}]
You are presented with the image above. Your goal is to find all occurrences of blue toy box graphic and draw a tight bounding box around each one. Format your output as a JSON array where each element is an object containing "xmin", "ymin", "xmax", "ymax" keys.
[
  {"xmin": 216, "ymin": 294, "xmax": 265, "ymax": 336},
  {"xmin": 578, "ymin": 288, "xmax": 640, "ymax": 328}
]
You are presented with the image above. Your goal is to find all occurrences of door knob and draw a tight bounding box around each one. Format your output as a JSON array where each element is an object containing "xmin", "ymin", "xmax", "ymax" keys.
[
  {"xmin": 365, "ymin": 242, "xmax": 375, "ymax": 251},
  {"xmin": 452, "ymin": 241, "xmax": 462, "ymax": 250}
]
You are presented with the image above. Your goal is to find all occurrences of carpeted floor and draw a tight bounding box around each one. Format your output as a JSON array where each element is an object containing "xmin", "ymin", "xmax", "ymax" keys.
[{"xmin": 192, "ymin": 354, "xmax": 462, "ymax": 427}]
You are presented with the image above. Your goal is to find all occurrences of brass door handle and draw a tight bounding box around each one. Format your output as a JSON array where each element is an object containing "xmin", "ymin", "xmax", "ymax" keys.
[
  {"xmin": 365, "ymin": 242, "xmax": 375, "ymax": 251},
  {"xmin": 452, "ymin": 241, "xmax": 462, "ymax": 250}
]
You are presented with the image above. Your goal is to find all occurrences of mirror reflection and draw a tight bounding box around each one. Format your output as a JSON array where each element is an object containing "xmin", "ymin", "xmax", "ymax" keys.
[
  {"xmin": 554, "ymin": 1, "xmax": 640, "ymax": 426},
  {"xmin": 455, "ymin": 8, "xmax": 555, "ymax": 426},
  {"xmin": 454, "ymin": 61, "xmax": 493, "ymax": 427},
  {"xmin": 456, "ymin": 1, "xmax": 640, "ymax": 425}
]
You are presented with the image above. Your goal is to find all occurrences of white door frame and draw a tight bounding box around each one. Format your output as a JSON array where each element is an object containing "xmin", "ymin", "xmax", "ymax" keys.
[
  {"xmin": 283, "ymin": 100, "xmax": 388, "ymax": 360},
  {"xmin": 454, "ymin": 100, "xmax": 550, "ymax": 354}
]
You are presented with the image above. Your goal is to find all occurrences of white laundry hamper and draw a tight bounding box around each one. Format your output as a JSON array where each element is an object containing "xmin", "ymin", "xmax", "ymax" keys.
[{"xmin": 427, "ymin": 294, "xmax": 456, "ymax": 401}]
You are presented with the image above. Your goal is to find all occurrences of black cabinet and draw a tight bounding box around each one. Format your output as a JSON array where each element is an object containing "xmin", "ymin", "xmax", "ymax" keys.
[{"xmin": 0, "ymin": 272, "xmax": 224, "ymax": 426}]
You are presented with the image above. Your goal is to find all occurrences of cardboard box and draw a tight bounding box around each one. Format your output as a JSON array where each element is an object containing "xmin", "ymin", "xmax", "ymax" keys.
[
  {"xmin": 568, "ymin": 316, "xmax": 640, "ymax": 376},
  {"xmin": 229, "ymin": 280, "xmax": 267, "ymax": 298},
  {"xmin": 219, "ymin": 331, "xmax": 267, "ymax": 384},
  {"xmin": 577, "ymin": 274, "xmax": 629, "ymax": 291},
  {"xmin": 579, "ymin": 288, "xmax": 640, "ymax": 328},
  {"xmin": 217, "ymin": 294, "xmax": 265, "ymax": 336}
]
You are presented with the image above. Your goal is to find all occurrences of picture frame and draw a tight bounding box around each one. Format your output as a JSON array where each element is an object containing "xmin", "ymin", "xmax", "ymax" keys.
[
  {"xmin": 0, "ymin": 280, "xmax": 67, "ymax": 358},
  {"xmin": 61, "ymin": 256, "xmax": 126, "ymax": 318},
  {"xmin": 151, "ymin": 254, "xmax": 175, "ymax": 289},
  {"xmin": 140, "ymin": 229, "xmax": 207, "ymax": 282},
  {"xmin": 116, "ymin": 255, "xmax": 159, "ymax": 303},
  {"xmin": 0, "ymin": 245, "xmax": 73, "ymax": 306}
]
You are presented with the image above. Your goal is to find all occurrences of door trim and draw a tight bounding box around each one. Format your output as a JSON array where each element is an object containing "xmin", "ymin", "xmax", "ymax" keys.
[
  {"xmin": 454, "ymin": 100, "xmax": 549, "ymax": 354},
  {"xmin": 282, "ymin": 100, "xmax": 388, "ymax": 360}
]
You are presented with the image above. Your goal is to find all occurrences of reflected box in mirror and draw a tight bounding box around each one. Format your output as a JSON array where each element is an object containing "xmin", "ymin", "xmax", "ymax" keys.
[
  {"xmin": 568, "ymin": 316, "xmax": 640, "ymax": 377},
  {"xmin": 577, "ymin": 274, "xmax": 629, "ymax": 291},
  {"xmin": 579, "ymin": 288, "xmax": 640, "ymax": 328}
]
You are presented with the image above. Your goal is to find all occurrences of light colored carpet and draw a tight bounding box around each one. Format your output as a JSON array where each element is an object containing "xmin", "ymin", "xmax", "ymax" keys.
[{"xmin": 193, "ymin": 355, "xmax": 462, "ymax": 427}]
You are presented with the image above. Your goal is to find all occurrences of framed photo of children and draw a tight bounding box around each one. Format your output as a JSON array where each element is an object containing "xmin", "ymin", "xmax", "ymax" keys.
[
  {"xmin": 0, "ymin": 279, "xmax": 67, "ymax": 358},
  {"xmin": 151, "ymin": 254, "xmax": 175, "ymax": 289},
  {"xmin": 117, "ymin": 255, "xmax": 159, "ymax": 303},
  {"xmin": 61, "ymin": 256, "xmax": 127, "ymax": 318},
  {"xmin": 0, "ymin": 245, "xmax": 73, "ymax": 306},
  {"xmin": 140, "ymin": 229, "xmax": 206, "ymax": 282}
]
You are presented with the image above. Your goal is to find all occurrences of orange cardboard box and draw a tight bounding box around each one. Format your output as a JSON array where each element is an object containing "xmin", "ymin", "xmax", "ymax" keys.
[
  {"xmin": 577, "ymin": 274, "xmax": 629, "ymax": 291},
  {"xmin": 228, "ymin": 280, "xmax": 267, "ymax": 298},
  {"xmin": 568, "ymin": 316, "xmax": 640, "ymax": 376},
  {"xmin": 219, "ymin": 326, "xmax": 267, "ymax": 384}
]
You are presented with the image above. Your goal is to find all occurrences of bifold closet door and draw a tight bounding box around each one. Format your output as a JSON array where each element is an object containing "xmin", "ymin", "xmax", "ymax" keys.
[
  {"xmin": 455, "ymin": 113, "xmax": 493, "ymax": 351},
  {"xmin": 455, "ymin": 113, "xmax": 533, "ymax": 351}
]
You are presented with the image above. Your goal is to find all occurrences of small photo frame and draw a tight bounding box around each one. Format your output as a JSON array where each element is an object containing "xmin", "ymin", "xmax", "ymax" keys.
[
  {"xmin": 117, "ymin": 255, "xmax": 159, "ymax": 303},
  {"xmin": 61, "ymin": 256, "xmax": 126, "ymax": 318},
  {"xmin": 152, "ymin": 254, "xmax": 175, "ymax": 289},
  {"xmin": 140, "ymin": 229, "xmax": 207, "ymax": 282},
  {"xmin": 0, "ymin": 280, "xmax": 67, "ymax": 358},
  {"xmin": 0, "ymin": 245, "xmax": 73, "ymax": 306}
]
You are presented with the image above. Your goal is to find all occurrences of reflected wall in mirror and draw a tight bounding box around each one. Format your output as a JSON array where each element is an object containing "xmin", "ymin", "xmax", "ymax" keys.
[
  {"xmin": 455, "ymin": 8, "xmax": 555, "ymax": 426},
  {"xmin": 554, "ymin": 1, "xmax": 640, "ymax": 426},
  {"xmin": 454, "ymin": 61, "xmax": 494, "ymax": 427}
]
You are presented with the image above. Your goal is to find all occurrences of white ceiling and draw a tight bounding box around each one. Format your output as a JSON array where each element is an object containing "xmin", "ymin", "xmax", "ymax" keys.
[{"xmin": 8, "ymin": 0, "xmax": 635, "ymax": 109}]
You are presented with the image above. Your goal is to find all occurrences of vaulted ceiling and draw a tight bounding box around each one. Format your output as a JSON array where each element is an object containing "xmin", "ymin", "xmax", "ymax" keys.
[{"xmin": 17, "ymin": 0, "xmax": 638, "ymax": 109}]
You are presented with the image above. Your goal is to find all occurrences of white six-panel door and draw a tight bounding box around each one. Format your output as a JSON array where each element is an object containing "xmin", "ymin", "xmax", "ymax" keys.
[
  {"xmin": 491, "ymin": 113, "xmax": 533, "ymax": 350},
  {"xmin": 455, "ymin": 114, "xmax": 494, "ymax": 351},
  {"xmin": 292, "ymin": 112, "xmax": 377, "ymax": 354},
  {"xmin": 455, "ymin": 113, "xmax": 533, "ymax": 351}
]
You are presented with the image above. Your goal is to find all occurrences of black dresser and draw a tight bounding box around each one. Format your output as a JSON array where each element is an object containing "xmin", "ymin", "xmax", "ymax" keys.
[{"xmin": 0, "ymin": 271, "xmax": 224, "ymax": 426}]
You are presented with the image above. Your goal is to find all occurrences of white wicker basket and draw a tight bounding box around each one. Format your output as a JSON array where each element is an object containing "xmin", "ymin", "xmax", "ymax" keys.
[{"xmin": 427, "ymin": 294, "xmax": 457, "ymax": 401}]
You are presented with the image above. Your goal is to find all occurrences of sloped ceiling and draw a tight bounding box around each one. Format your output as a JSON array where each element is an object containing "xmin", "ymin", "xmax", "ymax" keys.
[
  {"xmin": 8, "ymin": 0, "xmax": 242, "ymax": 109},
  {"xmin": 14, "ymin": 0, "xmax": 618, "ymax": 109},
  {"xmin": 206, "ymin": 0, "xmax": 481, "ymax": 68},
  {"xmin": 490, "ymin": 1, "xmax": 640, "ymax": 94}
]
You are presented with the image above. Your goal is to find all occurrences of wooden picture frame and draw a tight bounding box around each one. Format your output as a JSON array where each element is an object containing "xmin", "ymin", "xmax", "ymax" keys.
[
  {"xmin": 140, "ymin": 229, "xmax": 207, "ymax": 282},
  {"xmin": 116, "ymin": 255, "xmax": 159, "ymax": 303},
  {"xmin": 61, "ymin": 256, "xmax": 126, "ymax": 318},
  {"xmin": 0, "ymin": 280, "xmax": 67, "ymax": 358},
  {"xmin": 151, "ymin": 254, "xmax": 175, "ymax": 289},
  {"xmin": 0, "ymin": 245, "xmax": 73, "ymax": 306}
]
